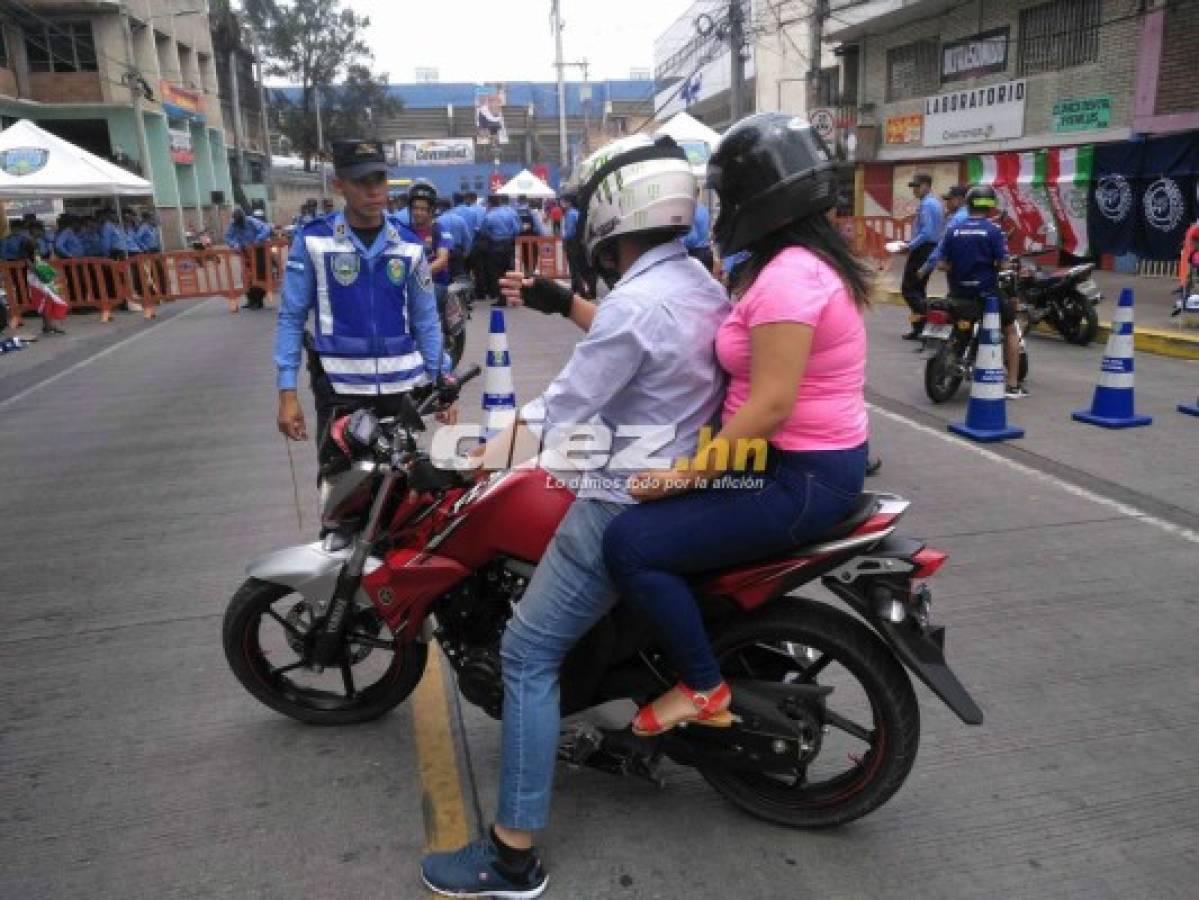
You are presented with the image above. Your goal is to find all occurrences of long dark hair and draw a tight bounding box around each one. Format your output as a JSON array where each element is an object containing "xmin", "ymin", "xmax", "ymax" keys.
[{"xmin": 733, "ymin": 213, "xmax": 873, "ymax": 309}]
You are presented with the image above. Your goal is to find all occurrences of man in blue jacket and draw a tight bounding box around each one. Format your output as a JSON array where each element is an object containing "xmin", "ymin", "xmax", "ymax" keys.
[
  {"xmin": 226, "ymin": 206, "xmax": 273, "ymax": 309},
  {"xmin": 480, "ymin": 194, "xmax": 520, "ymax": 304},
  {"xmin": 899, "ymin": 172, "xmax": 945, "ymax": 339},
  {"xmin": 274, "ymin": 139, "xmax": 446, "ymax": 463}
]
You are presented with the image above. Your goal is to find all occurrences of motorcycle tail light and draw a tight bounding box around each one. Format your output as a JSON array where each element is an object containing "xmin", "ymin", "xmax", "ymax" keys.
[
  {"xmin": 956, "ymin": 320, "xmax": 973, "ymax": 331},
  {"xmin": 926, "ymin": 309, "xmax": 951, "ymax": 325},
  {"xmin": 911, "ymin": 547, "xmax": 948, "ymax": 579}
]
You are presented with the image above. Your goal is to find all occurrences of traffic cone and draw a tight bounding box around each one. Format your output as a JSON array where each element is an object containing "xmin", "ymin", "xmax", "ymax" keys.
[
  {"xmin": 948, "ymin": 294, "xmax": 1025, "ymax": 442},
  {"xmin": 1179, "ymin": 397, "xmax": 1199, "ymax": 417},
  {"xmin": 481, "ymin": 307, "xmax": 517, "ymax": 440},
  {"xmin": 1072, "ymin": 288, "xmax": 1152, "ymax": 429}
]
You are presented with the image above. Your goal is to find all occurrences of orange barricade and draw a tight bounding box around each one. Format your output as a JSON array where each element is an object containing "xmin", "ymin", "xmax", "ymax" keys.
[
  {"xmin": 0, "ymin": 257, "xmax": 129, "ymax": 326},
  {"xmin": 837, "ymin": 216, "xmax": 914, "ymax": 270},
  {"xmin": 516, "ymin": 236, "xmax": 568, "ymax": 279}
]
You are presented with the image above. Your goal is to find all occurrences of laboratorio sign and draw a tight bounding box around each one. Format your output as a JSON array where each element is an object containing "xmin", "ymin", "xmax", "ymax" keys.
[{"xmin": 924, "ymin": 80, "xmax": 1026, "ymax": 116}]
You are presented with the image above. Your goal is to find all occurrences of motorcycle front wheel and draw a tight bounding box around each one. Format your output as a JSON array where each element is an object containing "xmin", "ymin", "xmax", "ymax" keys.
[
  {"xmin": 222, "ymin": 578, "xmax": 427, "ymax": 725},
  {"xmin": 924, "ymin": 345, "xmax": 963, "ymax": 403},
  {"xmin": 1056, "ymin": 295, "xmax": 1099, "ymax": 346},
  {"xmin": 699, "ymin": 598, "xmax": 920, "ymax": 828}
]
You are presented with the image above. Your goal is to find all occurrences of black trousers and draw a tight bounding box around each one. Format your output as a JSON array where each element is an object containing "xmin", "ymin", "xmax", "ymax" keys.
[
  {"xmin": 245, "ymin": 244, "xmax": 268, "ymax": 306},
  {"xmin": 565, "ymin": 242, "xmax": 595, "ymax": 298},
  {"xmin": 901, "ymin": 243, "xmax": 934, "ymax": 318},
  {"xmin": 485, "ymin": 240, "xmax": 514, "ymax": 298}
]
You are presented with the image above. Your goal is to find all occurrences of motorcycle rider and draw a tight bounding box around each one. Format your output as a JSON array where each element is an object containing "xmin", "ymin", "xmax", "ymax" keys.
[
  {"xmin": 420, "ymin": 134, "xmax": 729, "ymax": 899},
  {"xmin": 406, "ymin": 181, "xmax": 455, "ymax": 304},
  {"xmin": 936, "ymin": 185, "xmax": 1026, "ymax": 399},
  {"xmin": 274, "ymin": 139, "xmax": 447, "ymax": 467}
]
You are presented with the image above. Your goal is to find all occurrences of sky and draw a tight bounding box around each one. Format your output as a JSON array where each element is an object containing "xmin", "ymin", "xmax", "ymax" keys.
[{"xmin": 346, "ymin": 0, "xmax": 695, "ymax": 85}]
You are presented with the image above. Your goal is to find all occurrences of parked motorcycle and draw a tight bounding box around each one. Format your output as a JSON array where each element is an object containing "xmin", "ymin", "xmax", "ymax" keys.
[
  {"xmin": 223, "ymin": 370, "xmax": 983, "ymax": 828},
  {"xmin": 922, "ymin": 285, "xmax": 1029, "ymax": 404},
  {"xmin": 441, "ymin": 276, "xmax": 472, "ymax": 370},
  {"xmin": 1006, "ymin": 256, "xmax": 1101, "ymax": 346}
]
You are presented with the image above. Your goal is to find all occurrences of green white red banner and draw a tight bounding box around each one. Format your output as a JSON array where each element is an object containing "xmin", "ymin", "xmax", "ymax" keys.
[{"xmin": 967, "ymin": 146, "xmax": 1093, "ymax": 257}]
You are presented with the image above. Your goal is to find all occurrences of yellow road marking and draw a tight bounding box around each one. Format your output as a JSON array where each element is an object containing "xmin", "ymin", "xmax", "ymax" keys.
[{"xmin": 411, "ymin": 647, "xmax": 470, "ymax": 852}]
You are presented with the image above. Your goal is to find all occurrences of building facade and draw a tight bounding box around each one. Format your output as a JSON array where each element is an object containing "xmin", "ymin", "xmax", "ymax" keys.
[
  {"xmin": 828, "ymin": 0, "xmax": 1199, "ymax": 263},
  {"xmin": 0, "ymin": 0, "xmax": 236, "ymax": 247}
]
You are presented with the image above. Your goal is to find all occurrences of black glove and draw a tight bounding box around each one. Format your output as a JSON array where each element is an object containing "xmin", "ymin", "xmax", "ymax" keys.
[{"xmin": 520, "ymin": 276, "xmax": 574, "ymax": 317}]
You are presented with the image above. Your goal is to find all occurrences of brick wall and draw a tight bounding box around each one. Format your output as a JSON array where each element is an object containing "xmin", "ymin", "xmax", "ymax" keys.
[
  {"xmin": 1156, "ymin": 0, "xmax": 1199, "ymax": 115},
  {"xmin": 29, "ymin": 72, "xmax": 103, "ymax": 104},
  {"xmin": 860, "ymin": 0, "xmax": 1141, "ymax": 143}
]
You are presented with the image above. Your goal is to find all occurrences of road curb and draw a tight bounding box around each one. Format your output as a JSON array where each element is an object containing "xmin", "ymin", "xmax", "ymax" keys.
[{"xmin": 875, "ymin": 289, "xmax": 1199, "ymax": 361}]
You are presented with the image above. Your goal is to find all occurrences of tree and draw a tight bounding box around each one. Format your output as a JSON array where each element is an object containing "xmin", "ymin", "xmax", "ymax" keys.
[
  {"xmin": 246, "ymin": 0, "xmax": 378, "ymax": 169},
  {"xmin": 318, "ymin": 65, "xmax": 401, "ymax": 146}
]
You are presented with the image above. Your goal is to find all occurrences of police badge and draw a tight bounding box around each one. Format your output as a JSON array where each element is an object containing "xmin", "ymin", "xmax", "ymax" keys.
[
  {"xmin": 386, "ymin": 257, "xmax": 407, "ymax": 286},
  {"xmin": 331, "ymin": 252, "xmax": 360, "ymax": 286}
]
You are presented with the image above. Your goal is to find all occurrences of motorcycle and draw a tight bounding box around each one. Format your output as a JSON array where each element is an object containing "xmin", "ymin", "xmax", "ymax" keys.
[
  {"xmin": 922, "ymin": 279, "xmax": 1029, "ymax": 404},
  {"xmin": 1007, "ymin": 256, "xmax": 1101, "ymax": 346},
  {"xmin": 222, "ymin": 370, "xmax": 982, "ymax": 828},
  {"xmin": 441, "ymin": 276, "xmax": 472, "ymax": 371}
]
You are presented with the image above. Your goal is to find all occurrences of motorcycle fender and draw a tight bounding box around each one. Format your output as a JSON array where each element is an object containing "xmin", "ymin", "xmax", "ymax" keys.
[
  {"xmin": 874, "ymin": 619, "xmax": 984, "ymax": 726},
  {"xmin": 245, "ymin": 541, "xmax": 380, "ymax": 609}
]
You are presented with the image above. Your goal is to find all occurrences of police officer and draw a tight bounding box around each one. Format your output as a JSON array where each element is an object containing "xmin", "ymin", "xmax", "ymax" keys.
[
  {"xmin": 898, "ymin": 172, "xmax": 945, "ymax": 339},
  {"xmin": 226, "ymin": 205, "xmax": 273, "ymax": 309},
  {"xmin": 274, "ymin": 139, "xmax": 448, "ymax": 460},
  {"xmin": 479, "ymin": 194, "xmax": 519, "ymax": 304},
  {"xmin": 2, "ymin": 220, "xmax": 30, "ymax": 261},
  {"xmin": 435, "ymin": 197, "xmax": 471, "ymax": 278},
  {"xmin": 292, "ymin": 198, "xmax": 318, "ymax": 231},
  {"xmin": 937, "ymin": 185, "xmax": 1026, "ymax": 398}
]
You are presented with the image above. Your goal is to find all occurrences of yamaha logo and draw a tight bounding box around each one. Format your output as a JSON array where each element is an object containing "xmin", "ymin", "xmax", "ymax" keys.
[
  {"xmin": 1095, "ymin": 174, "xmax": 1132, "ymax": 223},
  {"xmin": 1143, "ymin": 177, "xmax": 1184, "ymax": 233}
]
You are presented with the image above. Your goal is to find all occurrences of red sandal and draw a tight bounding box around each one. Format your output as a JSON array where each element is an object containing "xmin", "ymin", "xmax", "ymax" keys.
[{"xmin": 631, "ymin": 681, "xmax": 735, "ymax": 737}]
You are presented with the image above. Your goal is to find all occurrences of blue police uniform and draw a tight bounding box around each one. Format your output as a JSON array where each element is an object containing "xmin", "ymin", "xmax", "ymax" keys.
[
  {"xmin": 135, "ymin": 222, "xmax": 161, "ymax": 253},
  {"xmin": 481, "ymin": 206, "xmax": 520, "ymax": 242},
  {"xmin": 35, "ymin": 232, "xmax": 53, "ymax": 259},
  {"xmin": 80, "ymin": 227, "xmax": 103, "ymax": 258},
  {"xmin": 55, "ymin": 228, "xmax": 84, "ymax": 258},
  {"xmin": 393, "ymin": 207, "xmax": 411, "ymax": 227},
  {"xmin": 513, "ymin": 203, "xmax": 545, "ymax": 237},
  {"xmin": 226, "ymin": 215, "xmax": 272, "ymax": 249},
  {"xmin": 99, "ymin": 221, "xmax": 128, "ymax": 257},
  {"xmin": 411, "ymin": 219, "xmax": 456, "ymax": 288},
  {"xmin": 2, "ymin": 230, "xmax": 29, "ymax": 261},
  {"xmin": 438, "ymin": 209, "xmax": 472, "ymax": 256},
  {"xmin": 123, "ymin": 224, "xmax": 141, "ymax": 253},
  {"xmin": 452, "ymin": 203, "xmax": 480, "ymax": 236},
  {"xmin": 923, "ymin": 205, "xmax": 970, "ymax": 272},
  {"xmin": 274, "ymin": 211, "xmax": 443, "ymax": 398}
]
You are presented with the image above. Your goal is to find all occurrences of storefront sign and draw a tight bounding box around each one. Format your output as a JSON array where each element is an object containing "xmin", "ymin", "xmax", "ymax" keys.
[
  {"xmin": 160, "ymin": 81, "xmax": 205, "ymax": 124},
  {"xmin": 169, "ymin": 127, "xmax": 194, "ymax": 165},
  {"xmin": 396, "ymin": 139, "xmax": 475, "ymax": 166},
  {"xmin": 941, "ymin": 28, "xmax": 1009, "ymax": 82},
  {"xmin": 884, "ymin": 114, "xmax": 924, "ymax": 145},
  {"xmin": 1051, "ymin": 96, "xmax": 1111, "ymax": 133},
  {"xmin": 923, "ymin": 79, "xmax": 1026, "ymax": 147}
]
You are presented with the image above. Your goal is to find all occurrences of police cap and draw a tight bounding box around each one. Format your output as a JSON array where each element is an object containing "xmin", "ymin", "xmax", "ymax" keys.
[{"xmin": 332, "ymin": 139, "xmax": 388, "ymax": 180}]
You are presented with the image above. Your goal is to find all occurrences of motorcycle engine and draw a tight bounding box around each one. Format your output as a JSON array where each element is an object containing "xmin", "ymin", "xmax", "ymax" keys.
[{"xmin": 435, "ymin": 561, "xmax": 530, "ymax": 719}]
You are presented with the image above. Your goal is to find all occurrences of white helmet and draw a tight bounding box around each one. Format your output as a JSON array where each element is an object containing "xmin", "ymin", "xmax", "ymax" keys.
[{"xmin": 572, "ymin": 134, "xmax": 696, "ymax": 272}]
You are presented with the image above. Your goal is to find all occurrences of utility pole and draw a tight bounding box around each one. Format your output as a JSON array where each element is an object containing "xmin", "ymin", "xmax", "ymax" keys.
[
  {"xmin": 229, "ymin": 49, "xmax": 245, "ymax": 205},
  {"xmin": 808, "ymin": 0, "xmax": 826, "ymax": 110},
  {"xmin": 729, "ymin": 0, "xmax": 747, "ymax": 122},
  {"xmin": 551, "ymin": 0, "xmax": 568, "ymax": 173},
  {"xmin": 251, "ymin": 30, "xmax": 274, "ymax": 215},
  {"xmin": 314, "ymin": 85, "xmax": 327, "ymax": 198}
]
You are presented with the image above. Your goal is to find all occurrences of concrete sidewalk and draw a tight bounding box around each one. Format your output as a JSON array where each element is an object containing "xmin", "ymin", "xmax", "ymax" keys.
[{"xmin": 876, "ymin": 257, "xmax": 1199, "ymax": 360}]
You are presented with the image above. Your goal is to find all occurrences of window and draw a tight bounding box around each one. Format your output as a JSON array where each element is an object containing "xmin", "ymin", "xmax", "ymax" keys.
[
  {"xmin": 886, "ymin": 40, "xmax": 939, "ymax": 102},
  {"xmin": 24, "ymin": 21, "xmax": 97, "ymax": 73},
  {"xmin": 1018, "ymin": 0, "xmax": 1101, "ymax": 76}
]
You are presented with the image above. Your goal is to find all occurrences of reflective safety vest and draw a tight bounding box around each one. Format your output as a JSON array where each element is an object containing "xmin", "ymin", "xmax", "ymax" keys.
[{"xmin": 300, "ymin": 216, "xmax": 431, "ymax": 396}]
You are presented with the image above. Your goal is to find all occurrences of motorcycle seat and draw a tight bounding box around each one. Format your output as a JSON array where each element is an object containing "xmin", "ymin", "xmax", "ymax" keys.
[{"xmin": 793, "ymin": 491, "xmax": 881, "ymax": 548}]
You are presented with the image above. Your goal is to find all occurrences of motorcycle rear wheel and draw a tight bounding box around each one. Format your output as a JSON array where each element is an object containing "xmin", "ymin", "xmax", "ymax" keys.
[
  {"xmin": 924, "ymin": 346, "xmax": 963, "ymax": 403},
  {"xmin": 222, "ymin": 578, "xmax": 427, "ymax": 725},
  {"xmin": 699, "ymin": 598, "xmax": 920, "ymax": 828}
]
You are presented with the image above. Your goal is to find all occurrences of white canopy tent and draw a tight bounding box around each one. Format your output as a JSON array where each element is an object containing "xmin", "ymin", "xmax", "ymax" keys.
[
  {"xmin": 656, "ymin": 112, "xmax": 722, "ymax": 179},
  {"xmin": 0, "ymin": 119, "xmax": 152, "ymax": 199},
  {"xmin": 495, "ymin": 169, "xmax": 556, "ymax": 199}
]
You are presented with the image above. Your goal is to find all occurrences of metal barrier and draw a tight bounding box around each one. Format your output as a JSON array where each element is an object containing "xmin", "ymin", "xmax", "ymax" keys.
[
  {"xmin": 516, "ymin": 236, "xmax": 568, "ymax": 279},
  {"xmin": 0, "ymin": 239, "xmax": 290, "ymax": 326}
]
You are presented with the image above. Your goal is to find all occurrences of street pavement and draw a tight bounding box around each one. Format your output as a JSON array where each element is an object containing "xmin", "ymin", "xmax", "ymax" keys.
[{"xmin": 1, "ymin": 291, "xmax": 1197, "ymax": 900}]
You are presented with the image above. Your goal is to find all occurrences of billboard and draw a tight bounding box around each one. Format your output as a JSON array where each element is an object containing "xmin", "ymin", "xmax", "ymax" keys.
[
  {"xmin": 923, "ymin": 80, "xmax": 1026, "ymax": 147},
  {"xmin": 396, "ymin": 139, "xmax": 475, "ymax": 166},
  {"xmin": 476, "ymin": 85, "xmax": 509, "ymax": 146},
  {"xmin": 169, "ymin": 127, "xmax": 194, "ymax": 165}
]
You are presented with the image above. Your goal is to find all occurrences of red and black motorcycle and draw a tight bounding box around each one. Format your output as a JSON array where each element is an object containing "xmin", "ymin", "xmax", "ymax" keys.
[{"xmin": 223, "ymin": 369, "xmax": 982, "ymax": 828}]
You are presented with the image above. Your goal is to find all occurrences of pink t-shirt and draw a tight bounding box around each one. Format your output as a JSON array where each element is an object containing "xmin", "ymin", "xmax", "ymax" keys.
[{"xmin": 715, "ymin": 246, "xmax": 869, "ymax": 452}]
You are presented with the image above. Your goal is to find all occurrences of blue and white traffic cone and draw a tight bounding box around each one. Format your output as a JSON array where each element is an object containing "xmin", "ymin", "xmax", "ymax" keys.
[
  {"xmin": 1072, "ymin": 288, "xmax": 1152, "ymax": 429},
  {"xmin": 481, "ymin": 307, "xmax": 517, "ymax": 440},
  {"xmin": 1179, "ymin": 396, "xmax": 1199, "ymax": 417},
  {"xmin": 948, "ymin": 294, "xmax": 1025, "ymax": 442}
]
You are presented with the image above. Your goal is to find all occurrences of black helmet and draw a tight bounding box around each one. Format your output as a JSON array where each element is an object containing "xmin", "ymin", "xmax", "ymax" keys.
[
  {"xmin": 966, "ymin": 184, "xmax": 998, "ymax": 211},
  {"xmin": 408, "ymin": 180, "xmax": 437, "ymax": 208},
  {"xmin": 708, "ymin": 112, "xmax": 838, "ymax": 255}
]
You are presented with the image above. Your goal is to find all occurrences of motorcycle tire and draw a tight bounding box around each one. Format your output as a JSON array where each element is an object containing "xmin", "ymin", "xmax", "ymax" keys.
[
  {"xmin": 924, "ymin": 346, "xmax": 963, "ymax": 404},
  {"xmin": 447, "ymin": 329, "xmax": 466, "ymax": 371},
  {"xmin": 222, "ymin": 578, "xmax": 427, "ymax": 725},
  {"xmin": 699, "ymin": 598, "xmax": 920, "ymax": 829},
  {"xmin": 1057, "ymin": 295, "xmax": 1099, "ymax": 346}
]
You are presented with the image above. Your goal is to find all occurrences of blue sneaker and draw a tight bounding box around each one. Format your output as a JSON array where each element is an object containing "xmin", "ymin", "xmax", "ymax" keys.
[{"xmin": 421, "ymin": 837, "xmax": 548, "ymax": 899}]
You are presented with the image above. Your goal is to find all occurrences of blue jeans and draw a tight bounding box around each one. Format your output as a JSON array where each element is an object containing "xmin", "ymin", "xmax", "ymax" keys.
[
  {"xmin": 603, "ymin": 444, "xmax": 868, "ymax": 691},
  {"xmin": 496, "ymin": 499, "xmax": 624, "ymax": 831}
]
